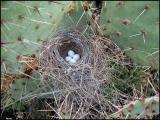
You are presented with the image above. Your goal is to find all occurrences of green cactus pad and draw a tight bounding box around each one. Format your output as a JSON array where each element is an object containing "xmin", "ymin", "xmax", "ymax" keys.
[
  {"xmin": 100, "ymin": 1, "xmax": 159, "ymax": 69},
  {"xmin": 1, "ymin": 1, "xmax": 70, "ymax": 74},
  {"xmin": 110, "ymin": 96, "xmax": 159, "ymax": 119}
]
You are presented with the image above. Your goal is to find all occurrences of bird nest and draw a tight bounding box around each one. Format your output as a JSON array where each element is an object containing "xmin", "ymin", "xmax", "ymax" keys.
[{"xmin": 38, "ymin": 29, "xmax": 115, "ymax": 118}]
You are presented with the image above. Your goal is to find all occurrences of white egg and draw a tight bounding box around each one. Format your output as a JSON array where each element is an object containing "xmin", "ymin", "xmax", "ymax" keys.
[
  {"xmin": 73, "ymin": 54, "xmax": 80, "ymax": 61},
  {"xmin": 68, "ymin": 50, "xmax": 75, "ymax": 57},
  {"xmin": 65, "ymin": 56, "xmax": 72, "ymax": 62},
  {"xmin": 69, "ymin": 59, "xmax": 76, "ymax": 64}
]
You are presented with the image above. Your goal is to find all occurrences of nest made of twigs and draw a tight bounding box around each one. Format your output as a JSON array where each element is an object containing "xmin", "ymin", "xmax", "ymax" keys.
[{"xmin": 38, "ymin": 29, "xmax": 118, "ymax": 118}]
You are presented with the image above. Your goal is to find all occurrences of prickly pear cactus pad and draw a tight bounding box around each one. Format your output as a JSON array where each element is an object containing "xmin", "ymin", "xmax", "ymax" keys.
[
  {"xmin": 1, "ymin": 1, "xmax": 70, "ymax": 74},
  {"xmin": 1, "ymin": 0, "xmax": 71, "ymax": 106},
  {"xmin": 100, "ymin": 1, "xmax": 159, "ymax": 69},
  {"xmin": 110, "ymin": 96, "xmax": 159, "ymax": 119},
  {"xmin": 1, "ymin": 1, "xmax": 159, "ymax": 119}
]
